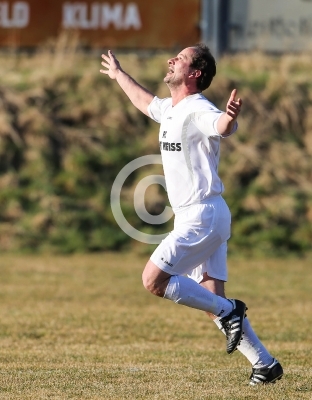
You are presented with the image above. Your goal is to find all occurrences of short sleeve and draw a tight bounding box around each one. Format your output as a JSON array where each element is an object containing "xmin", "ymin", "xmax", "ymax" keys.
[
  {"xmin": 193, "ymin": 111, "xmax": 238, "ymax": 137},
  {"xmin": 220, "ymin": 121, "xmax": 238, "ymax": 138},
  {"xmin": 147, "ymin": 96, "xmax": 170, "ymax": 123},
  {"xmin": 192, "ymin": 110, "xmax": 223, "ymax": 137}
]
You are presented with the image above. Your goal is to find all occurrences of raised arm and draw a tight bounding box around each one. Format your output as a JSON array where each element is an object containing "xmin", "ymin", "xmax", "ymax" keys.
[
  {"xmin": 217, "ymin": 89, "xmax": 242, "ymax": 137},
  {"xmin": 100, "ymin": 50, "xmax": 154, "ymax": 116}
]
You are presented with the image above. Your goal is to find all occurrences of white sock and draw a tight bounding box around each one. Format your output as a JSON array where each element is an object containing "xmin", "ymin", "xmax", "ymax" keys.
[
  {"xmin": 214, "ymin": 316, "xmax": 274, "ymax": 367},
  {"xmin": 164, "ymin": 275, "xmax": 233, "ymax": 317}
]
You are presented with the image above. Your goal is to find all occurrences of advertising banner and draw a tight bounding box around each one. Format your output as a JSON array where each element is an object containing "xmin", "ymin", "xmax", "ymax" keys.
[
  {"xmin": 229, "ymin": 0, "xmax": 312, "ymax": 52},
  {"xmin": 0, "ymin": 0, "xmax": 200, "ymax": 49}
]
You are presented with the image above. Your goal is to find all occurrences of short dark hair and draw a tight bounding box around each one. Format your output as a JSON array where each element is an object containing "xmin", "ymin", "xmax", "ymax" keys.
[{"xmin": 190, "ymin": 43, "xmax": 216, "ymax": 91}]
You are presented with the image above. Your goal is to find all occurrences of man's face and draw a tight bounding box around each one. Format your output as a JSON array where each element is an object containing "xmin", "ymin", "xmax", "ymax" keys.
[{"xmin": 164, "ymin": 47, "xmax": 196, "ymax": 88}]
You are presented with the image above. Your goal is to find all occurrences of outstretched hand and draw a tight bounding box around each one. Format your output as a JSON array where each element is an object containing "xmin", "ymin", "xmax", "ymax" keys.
[
  {"xmin": 100, "ymin": 50, "xmax": 121, "ymax": 79},
  {"xmin": 226, "ymin": 89, "xmax": 242, "ymax": 121}
]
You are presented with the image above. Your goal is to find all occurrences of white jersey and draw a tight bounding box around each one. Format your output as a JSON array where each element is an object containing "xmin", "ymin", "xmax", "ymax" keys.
[{"xmin": 147, "ymin": 93, "xmax": 237, "ymax": 209}]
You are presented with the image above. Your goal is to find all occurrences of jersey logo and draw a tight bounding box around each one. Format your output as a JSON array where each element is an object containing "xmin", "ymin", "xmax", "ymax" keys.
[
  {"xmin": 161, "ymin": 257, "xmax": 173, "ymax": 267},
  {"xmin": 162, "ymin": 131, "xmax": 167, "ymax": 138},
  {"xmin": 159, "ymin": 141, "xmax": 182, "ymax": 152}
]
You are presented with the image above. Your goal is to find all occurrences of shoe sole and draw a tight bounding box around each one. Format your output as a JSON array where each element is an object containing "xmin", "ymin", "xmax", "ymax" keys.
[
  {"xmin": 250, "ymin": 372, "xmax": 283, "ymax": 385},
  {"xmin": 270, "ymin": 373, "xmax": 283, "ymax": 384}
]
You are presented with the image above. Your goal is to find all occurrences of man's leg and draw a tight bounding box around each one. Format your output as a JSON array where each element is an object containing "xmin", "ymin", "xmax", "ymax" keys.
[
  {"xmin": 142, "ymin": 259, "xmax": 246, "ymax": 354},
  {"xmin": 142, "ymin": 260, "xmax": 233, "ymax": 316},
  {"xmin": 200, "ymin": 273, "xmax": 276, "ymax": 367}
]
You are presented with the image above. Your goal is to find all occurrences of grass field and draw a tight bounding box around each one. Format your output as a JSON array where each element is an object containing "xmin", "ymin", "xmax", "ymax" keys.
[{"xmin": 0, "ymin": 252, "xmax": 311, "ymax": 399}]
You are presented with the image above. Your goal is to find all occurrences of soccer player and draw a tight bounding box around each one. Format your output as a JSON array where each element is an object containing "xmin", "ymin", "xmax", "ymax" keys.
[{"xmin": 100, "ymin": 44, "xmax": 283, "ymax": 385}]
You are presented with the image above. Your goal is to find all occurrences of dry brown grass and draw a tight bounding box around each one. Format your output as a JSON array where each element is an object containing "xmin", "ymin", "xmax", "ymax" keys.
[{"xmin": 0, "ymin": 252, "xmax": 310, "ymax": 398}]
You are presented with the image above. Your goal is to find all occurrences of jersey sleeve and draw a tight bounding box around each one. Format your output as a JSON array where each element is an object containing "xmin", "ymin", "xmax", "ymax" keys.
[
  {"xmin": 192, "ymin": 110, "xmax": 238, "ymax": 137},
  {"xmin": 147, "ymin": 96, "xmax": 169, "ymax": 123}
]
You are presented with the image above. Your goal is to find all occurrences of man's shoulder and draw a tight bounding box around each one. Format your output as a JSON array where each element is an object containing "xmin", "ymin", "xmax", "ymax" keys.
[
  {"xmin": 186, "ymin": 93, "xmax": 220, "ymax": 113},
  {"xmin": 150, "ymin": 96, "xmax": 172, "ymax": 110},
  {"xmin": 147, "ymin": 96, "xmax": 172, "ymax": 123},
  {"xmin": 196, "ymin": 93, "xmax": 218, "ymax": 108},
  {"xmin": 153, "ymin": 96, "xmax": 171, "ymax": 104}
]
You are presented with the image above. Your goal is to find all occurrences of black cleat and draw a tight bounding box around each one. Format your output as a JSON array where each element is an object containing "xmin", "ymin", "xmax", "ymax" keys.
[
  {"xmin": 219, "ymin": 299, "xmax": 247, "ymax": 355},
  {"xmin": 249, "ymin": 358, "xmax": 283, "ymax": 385}
]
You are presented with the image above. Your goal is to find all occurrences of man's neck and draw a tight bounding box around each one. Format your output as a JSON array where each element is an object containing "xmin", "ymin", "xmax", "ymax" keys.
[{"xmin": 169, "ymin": 85, "xmax": 201, "ymax": 107}]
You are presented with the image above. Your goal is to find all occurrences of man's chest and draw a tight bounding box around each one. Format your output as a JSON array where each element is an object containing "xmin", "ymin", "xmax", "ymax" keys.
[{"xmin": 158, "ymin": 113, "xmax": 184, "ymax": 153}]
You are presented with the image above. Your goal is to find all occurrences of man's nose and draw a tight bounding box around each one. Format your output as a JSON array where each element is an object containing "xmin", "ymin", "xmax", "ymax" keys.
[{"xmin": 168, "ymin": 57, "xmax": 175, "ymax": 65}]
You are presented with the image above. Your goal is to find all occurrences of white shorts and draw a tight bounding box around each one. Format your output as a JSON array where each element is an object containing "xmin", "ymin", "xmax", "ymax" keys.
[{"xmin": 150, "ymin": 196, "xmax": 231, "ymax": 283}]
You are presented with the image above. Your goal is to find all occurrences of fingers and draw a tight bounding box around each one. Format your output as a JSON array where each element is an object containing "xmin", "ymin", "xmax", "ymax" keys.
[
  {"xmin": 100, "ymin": 59, "xmax": 110, "ymax": 74},
  {"xmin": 229, "ymin": 89, "xmax": 242, "ymax": 105},
  {"xmin": 226, "ymin": 109, "xmax": 238, "ymax": 120},
  {"xmin": 228, "ymin": 88, "xmax": 242, "ymax": 110},
  {"xmin": 100, "ymin": 50, "xmax": 119, "ymax": 79},
  {"xmin": 101, "ymin": 60, "xmax": 110, "ymax": 68},
  {"xmin": 101, "ymin": 54, "xmax": 110, "ymax": 62},
  {"xmin": 229, "ymin": 89, "xmax": 237, "ymax": 102},
  {"xmin": 101, "ymin": 50, "xmax": 118, "ymax": 68},
  {"xmin": 227, "ymin": 101, "xmax": 241, "ymax": 115},
  {"xmin": 101, "ymin": 50, "xmax": 116, "ymax": 65},
  {"xmin": 101, "ymin": 50, "xmax": 114, "ymax": 58},
  {"xmin": 226, "ymin": 89, "xmax": 242, "ymax": 120},
  {"xmin": 100, "ymin": 51, "xmax": 114, "ymax": 74}
]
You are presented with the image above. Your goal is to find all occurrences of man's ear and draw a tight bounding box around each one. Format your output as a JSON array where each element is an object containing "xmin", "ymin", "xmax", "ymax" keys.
[{"xmin": 190, "ymin": 70, "xmax": 201, "ymax": 78}]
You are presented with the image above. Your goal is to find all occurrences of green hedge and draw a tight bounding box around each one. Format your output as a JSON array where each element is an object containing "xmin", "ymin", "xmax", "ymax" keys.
[{"xmin": 0, "ymin": 43, "xmax": 311, "ymax": 255}]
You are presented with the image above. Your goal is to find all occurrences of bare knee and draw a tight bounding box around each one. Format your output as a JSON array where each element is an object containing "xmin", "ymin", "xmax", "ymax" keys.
[
  {"xmin": 142, "ymin": 270, "xmax": 164, "ymax": 297},
  {"xmin": 142, "ymin": 276, "xmax": 159, "ymax": 296},
  {"xmin": 142, "ymin": 260, "xmax": 171, "ymax": 297},
  {"xmin": 142, "ymin": 268, "xmax": 155, "ymax": 293}
]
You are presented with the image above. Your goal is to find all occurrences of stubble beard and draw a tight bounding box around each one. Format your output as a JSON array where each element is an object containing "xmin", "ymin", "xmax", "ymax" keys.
[{"xmin": 163, "ymin": 74, "xmax": 183, "ymax": 89}]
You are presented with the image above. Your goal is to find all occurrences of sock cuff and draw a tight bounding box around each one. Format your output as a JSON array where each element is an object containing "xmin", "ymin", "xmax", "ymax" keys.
[
  {"xmin": 213, "ymin": 316, "xmax": 223, "ymax": 329},
  {"xmin": 164, "ymin": 275, "xmax": 179, "ymax": 301}
]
